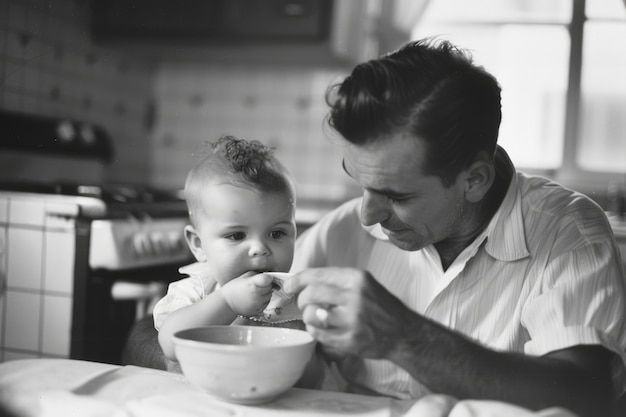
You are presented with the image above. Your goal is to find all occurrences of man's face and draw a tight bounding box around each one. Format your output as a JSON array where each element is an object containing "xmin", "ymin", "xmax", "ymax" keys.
[
  {"xmin": 185, "ymin": 183, "xmax": 296, "ymax": 285},
  {"xmin": 343, "ymin": 133, "xmax": 470, "ymax": 252}
]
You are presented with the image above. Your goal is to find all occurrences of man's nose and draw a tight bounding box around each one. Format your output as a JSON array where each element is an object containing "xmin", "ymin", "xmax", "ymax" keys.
[
  {"xmin": 249, "ymin": 239, "xmax": 270, "ymax": 257},
  {"xmin": 361, "ymin": 190, "xmax": 390, "ymax": 226}
]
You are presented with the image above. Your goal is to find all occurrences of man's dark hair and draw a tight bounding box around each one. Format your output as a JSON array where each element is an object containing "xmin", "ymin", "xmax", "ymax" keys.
[{"xmin": 326, "ymin": 38, "xmax": 502, "ymax": 186}]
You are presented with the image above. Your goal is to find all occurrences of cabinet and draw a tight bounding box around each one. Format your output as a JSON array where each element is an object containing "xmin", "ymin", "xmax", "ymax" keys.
[{"xmin": 91, "ymin": 0, "xmax": 333, "ymax": 42}]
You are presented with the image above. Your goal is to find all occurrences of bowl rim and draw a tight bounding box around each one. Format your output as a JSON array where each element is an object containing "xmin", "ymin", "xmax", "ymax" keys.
[{"xmin": 172, "ymin": 325, "xmax": 315, "ymax": 351}]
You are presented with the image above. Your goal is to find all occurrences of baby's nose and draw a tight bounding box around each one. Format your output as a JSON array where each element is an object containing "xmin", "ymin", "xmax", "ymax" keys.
[{"xmin": 249, "ymin": 240, "xmax": 270, "ymax": 257}]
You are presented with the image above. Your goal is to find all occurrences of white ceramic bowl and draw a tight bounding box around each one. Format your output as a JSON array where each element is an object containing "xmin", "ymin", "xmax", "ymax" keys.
[{"xmin": 172, "ymin": 325, "xmax": 315, "ymax": 404}]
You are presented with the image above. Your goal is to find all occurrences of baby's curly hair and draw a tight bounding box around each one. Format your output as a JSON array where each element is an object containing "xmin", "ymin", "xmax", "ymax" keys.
[
  {"xmin": 215, "ymin": 135, "xmax": 275, "ymax": 182},
  {"xmin": 185, "ymin": 135, "xmax": 295, "ymax": 225}
]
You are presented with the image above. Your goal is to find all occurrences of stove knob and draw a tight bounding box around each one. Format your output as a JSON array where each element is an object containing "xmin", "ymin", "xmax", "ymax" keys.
[
  {"xmin": 132, "ymin": 233, "xmax": 151, "ymax": 257},
  {"xmin": 150, "ymin": 231, "xmax": 166, "ymax": 255},
  {"xmin": 57, "ymin": 120, "xmax": 75, "ymax": 143},
  {"xmin": 80, "ymin": 124, "xmax": 96, "ymax": 144}
]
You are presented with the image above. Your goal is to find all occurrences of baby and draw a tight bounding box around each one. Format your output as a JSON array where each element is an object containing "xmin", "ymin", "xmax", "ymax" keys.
[{"xmin": 154, "ymin": 135, "xmax": 302, "ymax": 361}]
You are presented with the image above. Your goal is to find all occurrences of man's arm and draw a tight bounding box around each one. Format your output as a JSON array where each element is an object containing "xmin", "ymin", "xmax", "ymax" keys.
[
  {"xmin": 285, "ymin": 267, "xmax": 616, "ymax": 417},
  {"xmin": 388, "ymin": 309, "xmax": 614, "ymax": 417}
]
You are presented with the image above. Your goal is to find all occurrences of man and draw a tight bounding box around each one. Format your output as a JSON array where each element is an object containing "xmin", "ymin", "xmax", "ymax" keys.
[{"xmin": 282, "ymin": 38, "xmax": 626, "ymax": 417}]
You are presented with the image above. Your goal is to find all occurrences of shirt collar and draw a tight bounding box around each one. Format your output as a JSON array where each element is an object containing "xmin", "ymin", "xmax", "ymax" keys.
[
  {"xmin": 483, "ymin": 148, "xmax": 530, "ymax": 261},
  {"xmin": 359, "ymin": 147, "xmax": 530, "ymax": 262}
]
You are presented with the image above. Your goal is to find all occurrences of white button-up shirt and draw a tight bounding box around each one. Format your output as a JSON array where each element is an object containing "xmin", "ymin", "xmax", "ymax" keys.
[{"xmin": 291, "ymin": 169, "xmax": 626, "ymax": 399}]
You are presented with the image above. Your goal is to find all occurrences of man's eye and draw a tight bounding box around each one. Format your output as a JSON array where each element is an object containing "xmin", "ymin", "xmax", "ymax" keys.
[
  {"xmin": 225, "ymin": 232, "xmax": 246, "ymax": 241},
  {"xmin": 388, "ymin": 195, "xmax": 409, "ymax": 204},
  {"xmin": 269, "ymin": 230, "xmax": 286, "ymax": 239}
]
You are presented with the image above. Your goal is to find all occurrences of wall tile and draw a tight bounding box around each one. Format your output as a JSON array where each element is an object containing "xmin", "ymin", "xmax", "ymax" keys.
[
  {"xmin": 41, "ymin": 294, "xmax": 71, "ymax": 356},
  {"xmin": 43, "ymin": 229, "xmax": 74, "ymax": 294},
  {"xmin": 4, "ymin": 290, "xmax": 40, "ymax": 352},
  {"xmin": 7, "ymin": 227, "xmax": 43, "ymax": 291},
  {"xmin": 0, "ymin": 197, "xmax": 7, "ymax": 223}
]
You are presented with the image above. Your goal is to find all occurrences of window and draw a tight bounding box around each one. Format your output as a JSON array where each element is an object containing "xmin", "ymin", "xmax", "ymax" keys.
[
  {"xmin": 412, "ymin": 0, "xmax": 626, "ymax": 192},
  {"xmin": 578, "ymin": 1, "xmax": 626, "ymax": 172}
]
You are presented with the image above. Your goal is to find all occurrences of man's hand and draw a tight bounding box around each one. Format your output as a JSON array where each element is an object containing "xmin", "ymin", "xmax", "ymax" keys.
[
  {"xmin": 221, "ymin": 272, "xmax": 274, "ymax": 316},
  {"xmin": 283, "ymin": 267, "xmax": 411, "ymax": 359},
  {"xmin": 285, "ymin": 267, "xmax": 616, "ymax": 417}
]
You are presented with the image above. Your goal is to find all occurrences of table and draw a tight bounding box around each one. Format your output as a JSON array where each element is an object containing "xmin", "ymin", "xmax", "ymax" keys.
[{"xmin": 0, "ymin": 359, "xmax": 577, "ymax": 417}]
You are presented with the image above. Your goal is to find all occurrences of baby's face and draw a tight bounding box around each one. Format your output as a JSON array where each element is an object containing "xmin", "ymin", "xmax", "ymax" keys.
[{"xmin": 187, "ymin": 182, "xmax": 296, "ymax": 286}]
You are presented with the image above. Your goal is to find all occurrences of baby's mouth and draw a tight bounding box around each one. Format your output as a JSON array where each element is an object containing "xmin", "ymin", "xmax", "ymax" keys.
[{"xmin": 249, "ymin": 269, "xmax": 283, "ymax": 291}]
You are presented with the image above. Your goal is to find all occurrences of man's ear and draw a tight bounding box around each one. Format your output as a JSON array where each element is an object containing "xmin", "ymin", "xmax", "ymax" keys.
[
  {"xmin": 184, "ymin": 224, "xmax": 206, "ymax": 262},
  {"xmin": 463, "ymin": 151, "xmax": 495, "ymax": 204}
]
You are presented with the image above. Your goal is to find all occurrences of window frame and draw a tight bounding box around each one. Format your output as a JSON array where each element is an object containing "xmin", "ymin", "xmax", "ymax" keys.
[
  {"xmin": 410, "ymin": 0, "xmax": 626, "ymax": 201},
  {"xmin": 506, "ymin": 0, "xmax": 626, "ymax": 198}
]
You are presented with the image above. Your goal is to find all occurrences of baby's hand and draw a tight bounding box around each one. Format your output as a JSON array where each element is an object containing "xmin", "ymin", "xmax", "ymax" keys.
[{"xmin": 221, "ymin": 272, "xmax": 274, "ymax": 316}]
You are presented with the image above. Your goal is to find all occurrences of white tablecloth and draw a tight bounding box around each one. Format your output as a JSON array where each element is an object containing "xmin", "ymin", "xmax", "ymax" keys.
[{"xmin": 0, "ymin": 359, "xmax": 577, "ymax": 417}]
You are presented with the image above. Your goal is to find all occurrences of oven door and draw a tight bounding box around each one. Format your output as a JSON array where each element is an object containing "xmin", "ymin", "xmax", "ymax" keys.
[
  {"xmin": 72, "ymin": 263, "xmax": 186, "ymax": 365},
  {"xmin": 71, "ymin": 217, "xmax": 193, "ymax": 365}
]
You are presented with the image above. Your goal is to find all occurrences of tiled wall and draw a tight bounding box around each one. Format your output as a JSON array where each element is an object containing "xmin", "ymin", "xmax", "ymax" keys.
[
  {"xmin": 151, "ymin": 64, "xmax": 356, "ymax": 201},
  {"xmin": 0, "ymin": 0, "xmax": 155, "ymax": 362},
  {"xmin": 0, "ymin": 0, "xmax": 358, "ymax": 200},
  {"xmin": 0, "ymin": 0, "xmax": 156, "ymax": 184}
]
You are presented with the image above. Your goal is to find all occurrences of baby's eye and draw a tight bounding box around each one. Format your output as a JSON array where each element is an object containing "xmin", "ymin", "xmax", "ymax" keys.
[
  {"xmin": 225, "ymin": 232, "xmax": 246, "ymax": 241},
  {"xmin": 269, "ymin": 230, "xmax": 286, "ymax": 239}
]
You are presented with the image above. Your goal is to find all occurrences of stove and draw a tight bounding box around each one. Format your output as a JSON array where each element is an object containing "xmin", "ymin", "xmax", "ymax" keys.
[
  {"xmin": 0, "ymin": 180, "xmax": 191, "ymax": 265},
  {"xmin": 0, "ymin": 179, "xmax": 186, "ymax": 217},
  {"xmin": 0, "ymin": 110, "xmax": 193, "ymax": 365},
  {"xmin": 0, "ymin": 180, "xmax": 193, "ymax": 364}
]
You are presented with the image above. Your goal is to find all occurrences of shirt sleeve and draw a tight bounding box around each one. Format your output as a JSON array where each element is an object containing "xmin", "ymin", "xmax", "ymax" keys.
[
  {"xmin": 291, "ymin": 221, "xmax": 329, "ymax": 272},
  {"xmin": 153, "ymin": 276, "xmax": 214, "ymax": 330},
  {"xmin": 522, "ymin": 240, "xmax": 626, "ymax": 394}
]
